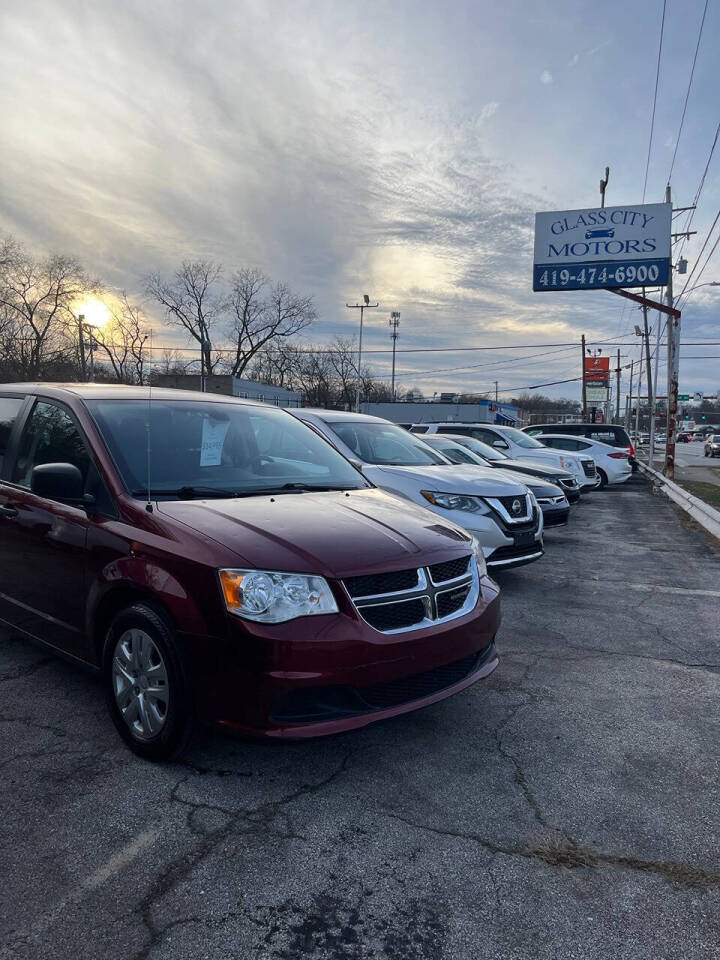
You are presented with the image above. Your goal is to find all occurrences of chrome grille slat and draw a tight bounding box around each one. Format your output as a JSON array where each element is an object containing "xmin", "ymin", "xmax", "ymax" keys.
[{"xmin": 343, "ymin": 555, "xmax": 478, "ymax": 635}]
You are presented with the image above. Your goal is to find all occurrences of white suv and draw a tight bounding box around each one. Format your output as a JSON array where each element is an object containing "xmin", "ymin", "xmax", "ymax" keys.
[
  {"xmin": 412, "ymin": 423, "xmax": 600, "ymax": 490},
  {"xmin": 292, "ymin": 410, "xmax": 544, "ymax": 569}
]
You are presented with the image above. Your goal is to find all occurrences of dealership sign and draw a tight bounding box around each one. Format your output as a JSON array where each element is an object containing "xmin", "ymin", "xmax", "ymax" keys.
[{"xmin": 533, "ymin": 202, "xmax": 671, "ymax": 292}]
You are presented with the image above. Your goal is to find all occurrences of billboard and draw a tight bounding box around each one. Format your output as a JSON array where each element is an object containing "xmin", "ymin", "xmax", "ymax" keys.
[
  {"xmin": 533, "ymin": 202, "xmax": 671, "ymax": 292},
  {"xmin": 584, "ymin": 356, "xmax": 610, "ymax": 384}
]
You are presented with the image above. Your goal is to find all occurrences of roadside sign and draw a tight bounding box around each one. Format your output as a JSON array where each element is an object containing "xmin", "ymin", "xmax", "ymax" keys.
[
  {"xmin": 678, "ymin": 394, "xmax": 690, "ymax": 401},
  {"xmin": 533, "ymin": 202, "xmax": 671, "ymax": 292},
  {"xmin": 586, "ymin": 384, "xmax": 608, "ymax": 402},
  {"xmin": 585, "ymin": 356, "xmax": 610, "ymax": 384}
]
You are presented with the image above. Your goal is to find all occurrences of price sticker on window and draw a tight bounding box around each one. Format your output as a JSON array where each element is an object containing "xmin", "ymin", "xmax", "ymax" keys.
[{"xmin": 200, "ymin": 418, "xmax": 230, "ymax": 467}]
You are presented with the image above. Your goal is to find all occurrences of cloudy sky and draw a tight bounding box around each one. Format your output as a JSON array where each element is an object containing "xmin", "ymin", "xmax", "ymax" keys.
[{"xmin": 1, "ymin": 0, "xmax": 718, "ymax": 401}]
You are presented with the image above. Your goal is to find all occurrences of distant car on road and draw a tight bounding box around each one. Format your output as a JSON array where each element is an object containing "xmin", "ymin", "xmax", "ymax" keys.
[
  {"xmin": 692, "ymin": 432, "xmax": 706, "ymax": 442},
  {"xmin": 677, "ymin": 433, "xmax": 691, "ymax": 443},
  {"xmin": 704, "ymin": 435, "xmax": 720, "ymax": 458}
]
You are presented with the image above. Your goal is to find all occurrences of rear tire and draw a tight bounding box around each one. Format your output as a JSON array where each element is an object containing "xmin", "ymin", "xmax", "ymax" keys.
[
  {"xmin": 597, "ymin": 469, "xmax": 608, "ymax": 489},
  {"xmin": 103, "ymin": 603, "xmax": 194, "ymax": 761}
]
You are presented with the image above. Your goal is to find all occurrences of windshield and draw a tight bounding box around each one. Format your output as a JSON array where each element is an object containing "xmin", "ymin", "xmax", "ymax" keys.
[
  {"xmin": 450, "ymin": 436, "xmax": 506, "ymax": 462},
  {"xmin": 329, "ymin": 420, "xmax": 448, "ymax": 467},
  {"xmin": 424, "ymin": 437, "xmax": 484, "ymax": 466},
  {"xmin": 496, "ymin": 427, "xmax": 547, "ymax": 449},
  {"xmin": 88, "ymin": 399, "xmax": 368, "ymax": 498}
]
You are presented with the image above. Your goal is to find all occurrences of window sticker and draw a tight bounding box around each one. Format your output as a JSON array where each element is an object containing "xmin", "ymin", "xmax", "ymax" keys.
[{"xmin": 200, "ymin": 418, "xmax": 230, "ymax": 467}]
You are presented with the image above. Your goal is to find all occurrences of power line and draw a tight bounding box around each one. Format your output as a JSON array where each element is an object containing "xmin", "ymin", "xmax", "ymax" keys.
[
  {"xmin": 667, "ymin": 0, "xmax": 709, "ymax": 183},
  {"xmin": 680, "ymin": 229, "xmax": 720, "ymax": 304},
  {"xmin": 676, "ymin": 204, "xmax": 720, "ymax": 303},
  {"xmin": 642, "ymin": 0, "xmax": 667, "ymax": 202},
  {"xmin": 676, "ymin": 118, "xmax": 720, "ymax": 258}
]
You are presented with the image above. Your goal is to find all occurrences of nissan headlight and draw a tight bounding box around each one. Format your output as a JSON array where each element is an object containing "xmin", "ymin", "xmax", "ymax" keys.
[
  {"xmin": 470, "ymin": 536, "xmax": 488, "ymax": 577},
  {"xmin": 219, "ymin": 569, "xmax": 339, "ymax": 623},
  {"xmin": 421, "ymin": 491, "xmax": 490, "ymax": 513}
]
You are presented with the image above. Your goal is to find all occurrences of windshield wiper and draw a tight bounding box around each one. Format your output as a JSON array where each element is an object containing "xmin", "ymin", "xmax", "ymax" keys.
[
  {"xmin": 131, "ymin": 486, "xmax": 243, "ymax": 500},
  {"xmin": 255, "ymin": 483, "xmax": 365, "ymax": 494}
]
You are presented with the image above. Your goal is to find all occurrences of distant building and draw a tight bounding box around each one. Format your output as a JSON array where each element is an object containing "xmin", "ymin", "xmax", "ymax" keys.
[
  {"xmin": 154, "ymin": 374, "xmax": 301, "ymax": 407},
  {"xmin": 361, "ymin": 399, "xmax": 520, "ymax": 426}
]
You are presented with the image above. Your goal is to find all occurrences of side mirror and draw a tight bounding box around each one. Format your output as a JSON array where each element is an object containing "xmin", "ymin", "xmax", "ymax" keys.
[
  {"xmin": 348, "ymin": 458, "xmax": 365, "ymax": 473},
  {"xmin": 492, "ymin": 439, "xmax": 508, "ymax": 449},
  {"xmin": 31, "ymin": 463, "xmax": 85, "ymax": 503}
]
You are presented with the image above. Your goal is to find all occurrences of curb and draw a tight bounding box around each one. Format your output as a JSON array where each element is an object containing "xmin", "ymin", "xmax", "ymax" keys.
[{"xmin": 637, "ymin": 461, "xmax": 720, "ymax": 541}]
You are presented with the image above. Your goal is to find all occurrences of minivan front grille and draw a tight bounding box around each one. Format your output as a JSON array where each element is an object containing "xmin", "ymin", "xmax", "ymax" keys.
[
  {"xmin": 343, "ymin": 554, "xmax": 478, "ymax": 635},
  {"xmin": 582, "ymin": 461, "xmax": 596, "ymax": 477},
  {"xmin": 344, "ymin": 568, "xmax": 419, "ymax": 598},
  {"xmin": 428, "ymin": 555, "xmax": 470, "ymax": 584}
]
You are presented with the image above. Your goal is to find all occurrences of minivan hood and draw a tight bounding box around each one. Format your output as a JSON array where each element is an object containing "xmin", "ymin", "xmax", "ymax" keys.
[
  {"xmin": 157, "ymin": 488, "xmax": 472, "ymax": 579},
  {"xmin": 362, "ymin": 463, "xmax": 529, "ymax": 496}
]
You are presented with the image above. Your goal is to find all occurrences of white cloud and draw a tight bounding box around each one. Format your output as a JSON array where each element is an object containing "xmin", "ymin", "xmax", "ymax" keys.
[
  {"xmin": 540, "ymin": 70, "xmax": 553, "ymax": 85},
  {"xmin": 478, "ymin": 101, "xmax": 500, "ymax": 122}
]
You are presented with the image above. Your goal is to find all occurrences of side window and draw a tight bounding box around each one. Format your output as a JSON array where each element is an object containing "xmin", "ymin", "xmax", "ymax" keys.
[
  {"xmin": 13, "ymin": 401, "xmax": 90, "ymax": 487},
  {"xmin": 575, "ymin": 440, "xmax": 592, "ymax": 450},
  {"xmin": 0, "ymin": 397, "xmax": 25, "ymax": 477},
  {"xmin": 473, "ymin": 429, "xmax": 501, "ymax": 445},
  {"xmin": 526, "ymin": 428, "xmax": 542, "ymax": 436}
]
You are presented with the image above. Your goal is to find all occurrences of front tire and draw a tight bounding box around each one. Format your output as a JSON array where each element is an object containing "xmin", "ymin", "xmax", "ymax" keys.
[{"xmin": 103, "ymin": 603, "xmax": 194, "ymax": 761}]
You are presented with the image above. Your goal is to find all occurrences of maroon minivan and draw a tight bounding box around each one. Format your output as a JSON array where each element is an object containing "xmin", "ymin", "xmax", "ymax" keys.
[{"xmin": 0, "ymin": 385, "xmax": 500, "ymax": 759}]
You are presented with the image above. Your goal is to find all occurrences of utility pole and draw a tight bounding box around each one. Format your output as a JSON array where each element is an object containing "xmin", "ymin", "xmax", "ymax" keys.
[
  {"xmin": 77, "ymin": 313, "xmax": 87, "ymax": 381},
  {"xmin": 664, "ymin": 182, "xmax": 679, "ymax": 479},
  {"xmin": 642, "ymin": 298, "xmax": 655, "ymax": 465},
  {"xmin": 635, "ymin": 344, "xmax": 643, "ymax": 443},
  {"xmin": 494, "ymin": 380, "xmax": 499, "ymax": 403},
  {"xmin": 615, "ymin": 349, "xmax": 621, "ymax": 423},
  {"xmin": 347, "ymin": 296, "xmax": 378, "ymax": 412},
  {"xmin": 626, "ymin": 359, "xmax": 634, "ymax": 431},
  {"xmin": 389, "ymin": 312, "xmax": 400, "ymax": 400},
  {"xmin": 581, "ymin": 335, "xmax": 587, "ymax": 419}
]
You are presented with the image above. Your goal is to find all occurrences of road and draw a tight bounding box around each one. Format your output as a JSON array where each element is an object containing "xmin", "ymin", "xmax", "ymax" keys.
[
  {"xmin": 2, "ymin": 475, "xmax": 720, "ymax": 959},
  {"xmin": 642, "ymin": 439, "xmax": 720, "ymax": 487}
]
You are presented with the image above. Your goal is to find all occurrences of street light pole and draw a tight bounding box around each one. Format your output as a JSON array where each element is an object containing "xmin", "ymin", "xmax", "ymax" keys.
[{"xmin": 346, "ymin": 296, "xmax": 378, "ymax": 412}]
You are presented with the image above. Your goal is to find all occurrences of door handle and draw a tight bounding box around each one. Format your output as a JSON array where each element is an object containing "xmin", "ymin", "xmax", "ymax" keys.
[{"xmin": 0, "ymin": 504, "xmax": 18, "ymax": 518}]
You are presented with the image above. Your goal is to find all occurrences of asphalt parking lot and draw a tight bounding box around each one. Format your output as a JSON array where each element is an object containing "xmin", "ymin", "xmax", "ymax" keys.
[{"xmin": 2, "ymin": 475, "xmax": 720, "ymax": 959}]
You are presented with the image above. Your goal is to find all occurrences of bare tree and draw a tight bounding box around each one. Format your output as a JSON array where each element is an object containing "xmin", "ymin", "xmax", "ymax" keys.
[
  {"xmin": 145, "ymin": 261, "xmax": 224, "ymax": 382},
  {"xmin": 0, "ymin": 242, "xmax": 87, "ymax": 380},
  {"xmin": 93, "ymin": 295, "xmax": 150, "ymax": 383},
  {"xmin": 228, "ymin": 269, "xmax": 315, "ymax": 378}
]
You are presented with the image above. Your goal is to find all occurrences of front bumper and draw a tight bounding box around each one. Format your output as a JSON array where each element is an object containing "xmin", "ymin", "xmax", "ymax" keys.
[
  {"xmin": 540, "ymin": 504, "xmax": 570, "ymax": 527},
  {"xmin": 184, "ymin": 575, "xmax": 501, "ymax": 737}
]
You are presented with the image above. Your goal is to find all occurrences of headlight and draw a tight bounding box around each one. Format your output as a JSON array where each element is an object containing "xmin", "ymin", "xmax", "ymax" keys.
[
  {"xmin": 470, "ymin": 536, "xmax": 488, "ymax": 577},
  {"xmin": 219, "ymin": 569, "xmax": 339, "ymax": 623},
  {"xmin": 421, "ymin": 491, "xmax": 489, "ymax": 513}
]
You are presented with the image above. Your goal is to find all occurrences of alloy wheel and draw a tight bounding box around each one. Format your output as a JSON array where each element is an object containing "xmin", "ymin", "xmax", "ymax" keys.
[{"xmin": 111, "ymin": 628, "xmax": 170, "ymax": 740}]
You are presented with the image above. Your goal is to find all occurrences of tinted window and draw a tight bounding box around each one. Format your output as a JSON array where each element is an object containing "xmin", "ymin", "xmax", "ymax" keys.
[
  {"xmin": 412, "ymin": 425, "xmax": 429, "ymax": 434},
  {"xmin": 588, "ymin": 429, "xmax": 620, "ymax": 445},
  {"xmin": 330, "ymin": 421, "xmax": 447, "ymax": 466},
  {"xmin": 0, "ymin": 397, "xmax": 24, "ymax": 475},
  {"xmin": 543, "ymin": 437, "xmax": 578, "ymax": 450},
  {"xmin": 13, "ymin": 401, "xmax": 90, "ymax": 487},
  {"xmin": 88, "ymin": 399, "xmax": 367, "ymax": 497}
]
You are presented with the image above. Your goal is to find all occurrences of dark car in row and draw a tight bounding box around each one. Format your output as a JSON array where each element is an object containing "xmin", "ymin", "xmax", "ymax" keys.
[{"xmin": 0, "ymin": 385, "xmax": 501, "ymax": 760}]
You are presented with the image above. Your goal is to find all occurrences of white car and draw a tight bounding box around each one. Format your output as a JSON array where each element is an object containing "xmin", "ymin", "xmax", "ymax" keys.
[
  {"xmin": 411, "ymin": 422, "xmax": 600, "ymax": 491},
  {"xmin": 536, "ymin": 435, "xmax": 632, "ymax": 488},
  {"xmin": 291, "ymin": 410, "xmax": 544, "ymax": 569}
]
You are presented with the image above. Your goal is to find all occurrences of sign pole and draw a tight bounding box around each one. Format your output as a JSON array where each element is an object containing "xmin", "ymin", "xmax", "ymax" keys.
[
  {"xmin": 626, "ymin": 359, "xmax": 634, "ymax": 431},
  {"xmin": 635, "ymin": 345, "xmax": 643, "ymax": 443},
  {"xmin": 581, "ymin": 335, "xmax": 587, "ymax": 419},
  {"xmin": 643, "ymin": 295, "xmax": 655, "ymax": 466},
  {"xmin": 664, "ymin": 183, "xmax": 679, "ymax": 479},
  {"xmin": 615, "ymin": 349, "xmax": 621, "ymax": 423}
]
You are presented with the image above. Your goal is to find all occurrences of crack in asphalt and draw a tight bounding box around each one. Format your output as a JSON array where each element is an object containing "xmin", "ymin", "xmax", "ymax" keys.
[
  {"xmin": 129, "ymin": 752, "xmax": 354, "ymax": 960},
  {"xmin": 510, "ymin": 647, "xmax": 720, "ymax": 675},
  {"xmin": 384, "ymin": 812, "xmax": 720, "ymax": 891}
]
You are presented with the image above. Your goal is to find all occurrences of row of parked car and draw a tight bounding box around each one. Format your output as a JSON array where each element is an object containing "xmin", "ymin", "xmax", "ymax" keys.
[{"xmin": 0, "ymin": 384, "xmax": 632, "ymax": 760}]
